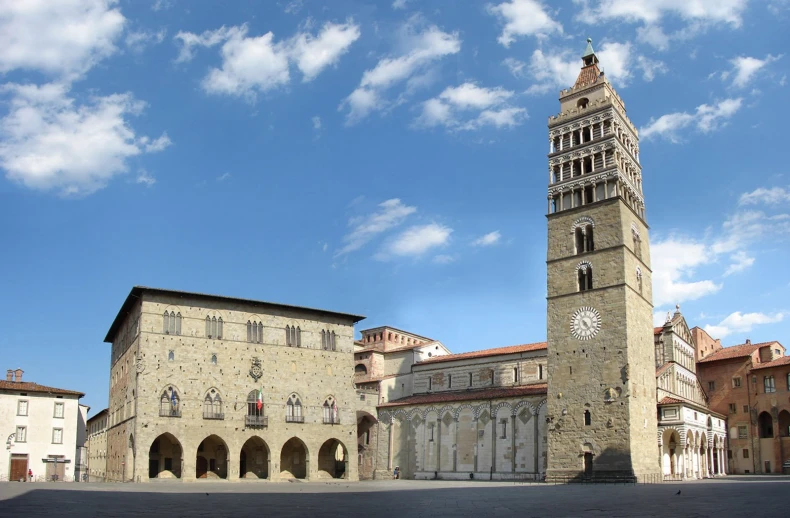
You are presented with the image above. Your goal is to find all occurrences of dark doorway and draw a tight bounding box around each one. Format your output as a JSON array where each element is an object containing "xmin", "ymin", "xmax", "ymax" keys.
[
  {"xmin": 196, "ymin": 456, "xmax": 208, "ymax": 478},
  {"xmin": 148, "ymin": 459, "xmax": 158, "ymax": 479},
  {"xmin": 240, "ymin": 450, "xmax": 246, "ymax": 476},
  {"xmin": 10, "ymin": 454, "xmax": 28, "ymax": 482},
  {"xmin": 584, "ymin": 453, "xmax": 593, "ymax": 476}
]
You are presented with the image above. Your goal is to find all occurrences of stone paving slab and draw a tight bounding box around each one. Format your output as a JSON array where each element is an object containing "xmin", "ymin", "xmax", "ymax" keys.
[{"xmin": 0, "ymin": 477, "xmax": 787, "ymax": 517}]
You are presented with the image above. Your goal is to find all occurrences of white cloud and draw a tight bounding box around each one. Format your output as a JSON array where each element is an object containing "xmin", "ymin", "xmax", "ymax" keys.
[
  {"xmin": 337, "ymin": 198, "xmax": 417, "ymax": 256},
  {"xmin": 289, "ymin": 21, "xmax": 361, "ymax": 81},
  {"xmin": 502, "ymin": 57, "xmax": 527, "ymax": 78},
  {"xmin": 152, "ymin": 0, "xmax": 173, "ymax": 11},
  {"xmin": 739, "ymin": 186, "xmax": 790, "ymax": 206},
  {"xmin": 376, "ymin": 223, "xmax": 452, "ymax": 260},
  {"xmin": 283, "ymin": 0, "xmax": 303, "ymax": 14},
  {"xmin": 340, "ymin": 21, "xmax": 461, "ymax": 124},
  {"xmin": 0, "ymin": 0, "xmax": 126, "ymax": 80},
  {"xmin": 704, "ymin": 311, "xmax": 784, "ymax": 339},
  {"xmin": 0, "ymin": 82, "xmax": 169, "ymax": 196},
  {"xmin": 726, "ymin": 54, "xmax": 783, "ymax": 88},
  {"xmin": 651, "ymin": 237, "xmax": 722, "ymax": 307},
  {"xmin": 312, "ymin": 116, "xmax": 322, "ymax": 130},
  {"xmin": 472, "ymin": 230, "xmax": 502, "ymax": 246},
  {"xmin": 415, "ymin": 83, "xmax": 527, "ymax": 131},
  {"xmin": 596, "ymin": 41, "xmax": 634, "ymax": 85},
  {"xmin": 487, "ymin": 0, "xmax": 562, "ymax": 47},
  {"xmin": 217, "ymin": 172, "xmax": 231, "ymax": 181},
  {"xmin": 636, "ymin": 25, "xmax": 669, "ymax": 51},
  {"xmin": 433, "ymin": 254, "xmax": 455, "ymax": 264},
  {"xmin": 126, "ymin": 29, "xmax": 166, "ymax": 53},
  {"xmin": 392, "ymin": 0, "xmax": 411, "ymax": 9},
  {"xmin": 136, "ymin": 170, "xmax": 156, "ymax": 186},
  {"xmin": 575, "ymin": 0, "xmax": 747, "ymax": 27},
  {"xmin": 723, "ymin": 250, "xmax": 755, "ymax": 276},
  {"xmin": 636, "ymin": 55, "xmax": 668, "ymax": 81},
  {"xmin": 640, "ymin": 98, "xmax": 742, "ymax": 142},
  {"xmin": 140, "ymin": 133, "xmax": 172, "ymax": 152},
  {"xmin": 175, "ymin": 21, "xmax": 360, "ymax": 99}
]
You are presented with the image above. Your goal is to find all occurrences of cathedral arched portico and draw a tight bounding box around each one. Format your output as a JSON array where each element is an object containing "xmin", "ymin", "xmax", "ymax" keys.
[
  {"xmin": 148, "ymin": 432, "xmax": 183, "ymax": 479},
  {"xmin": 239, "ymin": 436, "xmax": 270, "ymax": 479},
  {"xmin": 196, "ymin": 434, "xmax": 229, "ymax": 479}
]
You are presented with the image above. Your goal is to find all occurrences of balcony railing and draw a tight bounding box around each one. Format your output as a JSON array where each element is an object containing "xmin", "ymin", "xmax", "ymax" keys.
[
  {"xmin": 323, "ymin": 416, "xmax": 340, "ymax": 425},
  {"xmin": 286, "ymin": 415, "xmax": 305, "ymax": 423},
  {"xmin": 245, "ymin": 415, "xmax": 268, "ymax": 428},
  {"xmin": 203, "ymin": 412, "xmax": 224, "ymax": 420},
  {"xmin": 159, "ymin": 408, "xmax": 181, "ymax": 418}
]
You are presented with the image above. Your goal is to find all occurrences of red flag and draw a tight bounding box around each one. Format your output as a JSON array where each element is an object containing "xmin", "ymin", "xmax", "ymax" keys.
[{"xmin": 257, "ymin": 388, "xmax": 263, "ymax": 411}]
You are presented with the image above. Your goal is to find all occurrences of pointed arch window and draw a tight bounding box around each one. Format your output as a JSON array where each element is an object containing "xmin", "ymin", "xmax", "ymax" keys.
[
  {"xmin": 323, "ymin": 396, "xmax": 338, "ymax": 424},
  {"xmin": 246, "ymin": 389, "xmax": 267, "ymax": 427},
  {"xmin": 285, "ymin": 325, "xmax": 301, "ymax": 347},
  {"xmin": 286, "ymin": 394, "xmax": 304, "ymax": 423},
  {"xmin": 203, "ymin": 389, "xmax": 224, "ymax": 420},
  {"xmin": 321, "ymin": 329, "xmax": 336, "ymax": 351},
  {"xmin": 163, "ymin": 311, "xmax": 181, "ymax": 335},
  {"xmin": 247, "ymin": 320, "xmax": 264, "ymax": 343},
  {"xmin": 577, "ymin": 262, "xmax": 593, "ymax": 291},
  {"xmin": 584, "ymin": 410, "xmax": 592, "ymax": 426},
  {"xmin": 159, "ymin": 387, "xmax": 180, "ymax": 417},
  {"xmin": 205, "ymin": 315, "xmax": 223, "ymax": 339}
]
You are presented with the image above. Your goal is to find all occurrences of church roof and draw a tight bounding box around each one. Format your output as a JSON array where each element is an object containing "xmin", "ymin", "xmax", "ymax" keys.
[
  {"xmin": 379, "ymin": 383, "xmax": 547, "ymax": 408},
  {"xmin": 582, "ymin": 37, "xmax": 596, "ymax": 58},
  {"xmin": 417, "ymin": 341, "xmax": 547, "ymax": 365}
]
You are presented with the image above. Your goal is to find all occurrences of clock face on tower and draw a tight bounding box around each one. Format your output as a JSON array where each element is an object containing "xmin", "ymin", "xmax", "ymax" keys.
[{"xmin": 571, "ymin": 307, "xmax": 601, "ymax": 340}]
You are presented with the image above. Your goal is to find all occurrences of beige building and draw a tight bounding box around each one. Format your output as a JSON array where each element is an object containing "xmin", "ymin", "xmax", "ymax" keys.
[
  {"xmin": 367, "ymin": 341, "xmax": 549, "ymax": 480},
  {"xmin": 2, "ymin": 369, "xmax": 85, "ymax": 482},
  {"xmin": 545, "ymin": 38, "xmax": 659, "ymax": 482},
  {"xmin": 86, "ymin": 408, "xmax": 109, "ymax": 482},
  {"xmin": 102, "ymin": 286, "xmax": 364, "ymax": 482}
]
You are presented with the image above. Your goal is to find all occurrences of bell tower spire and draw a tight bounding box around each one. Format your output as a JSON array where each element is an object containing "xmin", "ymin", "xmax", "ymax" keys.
[{"xmin": 544, "ymin": 38, "xmax": 659, "ymax": 483}]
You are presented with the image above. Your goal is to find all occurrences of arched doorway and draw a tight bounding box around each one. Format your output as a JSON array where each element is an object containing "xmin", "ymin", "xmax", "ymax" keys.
[
  {"xmin": 148, "ymin": 433, "xmax": 182, "ymax": 479},
  {"xmin": 661, "ymin": 429, "xmax": 681, "ymax": 478},
  {"xmin": 240, "ymin": 437, "xmax": 270, "ymax": 479},
  {"xmin": 280, "ymin": 437, "xmax": 308, "ymax": 479},
  {"xmin": 126, "ymin": 434, "xmax": 135, "ymax": 481},
  {"xmin": 758, "ymin": 411, "xmax": 774, "ymax": 438},
  {"xmin": 317, "ymin": 439, "xmax": 348, "ymax": 479},
  {"xmin": 778, "ymin": 410, "xmax": 790, "ymax": 437},
  {"xmin": 357, "ymin": 412, "xmax": 377, "ymax": 480},
  {"xmin": 196, "ymin": 435, "xmax": 229, "ymax": 479}
]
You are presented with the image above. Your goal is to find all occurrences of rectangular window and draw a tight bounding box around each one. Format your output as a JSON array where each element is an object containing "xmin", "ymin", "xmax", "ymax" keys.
[
  {"xmin": 513, "ymin": 367, "xmax": 519, "ymax": 383},
  {"xmin": 54, "ymin": 402, "xmax": 64, "ymax": 418},
  {"xmin": 742, "ymin": 449, "xmax": 749, "ymax": 459},
  {"xmin": 708, "ymin": 381, "xmax": 715, "ymax": 391},
  {"xmin": 428, "ymin": 377, "xmax": 432, "ymax": 391},
  {"xmin": 728, "ymin": 403, "xmax": 737, "ymax": 414},
  {"xmin": 738, "ymin": 425, "xmax": 748, "ymax": 439},
  {"xmin": 764, "ymin": 376, "xmax": 776, "ymax": 393},
  {"xmin": 743, "ymin": 405, "xmax": 749, "ymax": 413},
  {"xmin": 16, "ymin": 426, "xmax": 27, "ymax": 443},
  {"xmin": 500, "ymin": 419, "xmax": 507, "ymax": 439},
  {"xmin": 787, "ymin": 373, "xmax": 790, "ymax": 391},
  {"xmin": 429, "ymin": 425, "xmax": 434, "ymax": 442},
  {"xmin": 52, "ymin": 428, "xmax": 63, "ymax": 444},
  {"xmin": 17, "ymin": 400, "xmax": 28, "ymax": 416},
  {"xmin": 539, "ymin": 364, "xmax": 544, "ymax": 380},
  {"xmin": 732, "ymin": 377, "xmax": 741, "ymax": 388},
  {"xmin": 448, "ymin": 374, "xmax": 452, "ymax": 388},
  {"xmin": 727, "ymin": 450, "xmax": 732, "ymax": 459}
]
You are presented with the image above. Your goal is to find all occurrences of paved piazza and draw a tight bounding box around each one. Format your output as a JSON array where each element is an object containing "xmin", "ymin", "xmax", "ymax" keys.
[{"xmin": 0, "ymin": 477, "xmax": 787, "ymax": 517}]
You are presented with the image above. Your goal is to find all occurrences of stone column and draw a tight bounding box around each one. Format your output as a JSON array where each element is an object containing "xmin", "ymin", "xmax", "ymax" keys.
[
  {"xmin": 453, "ymin": 417, "xmax": 459, "ymax": 472},
  {"xmin": 473, "ymin": 416, "xmax": 479, "ymax": 473},
  {"xmin": 436, "ymin": 418, "xmax": 442, "ymax": 474},
  {"xmin": 511, "ymin": 415, "xmax": 517, "ymax": 473}
]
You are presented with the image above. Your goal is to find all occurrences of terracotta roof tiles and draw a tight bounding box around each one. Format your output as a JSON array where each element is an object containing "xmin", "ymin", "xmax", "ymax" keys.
[
  {"xmin": 574, "ymin": 64, "xmax": 601, "ymax": 89},
  {"xmin": 750, "ymin": 354, "xmax": 790, "ymax": 371},
  {"xmin": 658, "ymin": 396, "xmax": 684, "ymax": 405},
  {"xmin": 418, "ymin": 342, "xmax": 547, "ymax": 365},
  {"xmin": 0, "ymin": 380, "xmax": 84, "ymax": 397},
  {"xmin": 379, "ymin": 384, "xmax": 548, "ymax": 408},
  {"xmin": 698, "ymin": 342, "xmax": 776, "ymax": 363}
]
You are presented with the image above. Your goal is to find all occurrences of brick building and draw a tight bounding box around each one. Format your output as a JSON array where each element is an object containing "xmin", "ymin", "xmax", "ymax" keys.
[{"xmin": 697, "ymin": 339, "xmax": 788, "ymax": 474}]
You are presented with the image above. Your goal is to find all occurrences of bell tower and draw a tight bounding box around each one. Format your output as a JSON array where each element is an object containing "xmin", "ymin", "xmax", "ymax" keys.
[{"xmin": 544, "ymin": 38, "xmax": 659, "ymax": 482}]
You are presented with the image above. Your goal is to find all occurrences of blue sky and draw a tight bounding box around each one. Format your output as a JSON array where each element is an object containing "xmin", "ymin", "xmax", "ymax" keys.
[{"xmin": 1, "ymin": 0, "xmax": 788, "ymax": 414}]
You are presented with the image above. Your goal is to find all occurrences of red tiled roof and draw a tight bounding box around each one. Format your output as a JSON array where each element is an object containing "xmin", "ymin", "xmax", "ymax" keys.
[
  {"xmin": 0, "ymin": 380, "xmax": 84, "ymax": 397},
  {"xmin": 697, "ymin": 342, "xmax": 769, "ymax": 363},
  {"xmin": 418, "ymin": 342, "xmax": 547, "ymax": 365},
  {"xmin": 654, "ymin": 327, "xmax": 663, "ymax": 335},
  {"xmin": 750, "ymin": 354, "xmax": 790, "ymax": 371},
  {"xmin": 574, "ymin": 64, "xmax": 601, "ymax": 89},
  {"xmin": 658, "ymin": 396, "xmax": 683, "ymax": 405},
  {"xmin": 379, "ymin": 384, "xmax": 548, "ymax": 408}
]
